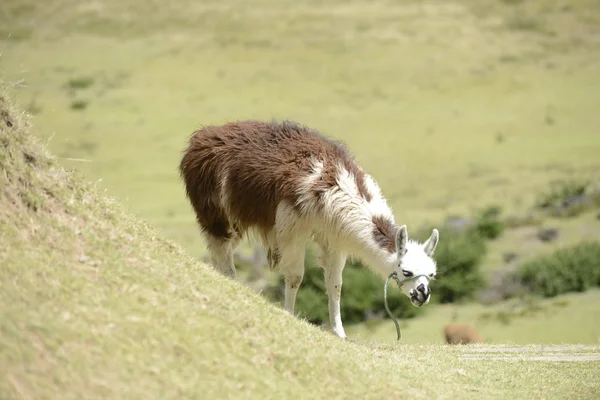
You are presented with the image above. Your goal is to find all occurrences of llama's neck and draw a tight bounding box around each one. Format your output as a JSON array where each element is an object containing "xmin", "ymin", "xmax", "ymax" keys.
[
  {"xmin": 316, "ymin": 165, "xmax": 399, "ymax": 278},
  {"xmin": 330, "ymin": 212, "xmax": 398, "ymax": 280},
  {"xmin": 345, "ymin": 227, "xmax": 398, "ymax": 279}
]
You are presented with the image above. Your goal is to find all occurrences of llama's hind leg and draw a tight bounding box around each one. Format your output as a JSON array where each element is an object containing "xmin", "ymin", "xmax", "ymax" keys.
[
  {"xmin": 278, "ymin": 240, "xmax": 307, "ymax": 315},
  {"xmin": 204, "ymin": 234, "xmax": 236, "ymax": 279},
  {"xmin": 274, "ymin": 203, "xmax": 308, "ymax": 315}
]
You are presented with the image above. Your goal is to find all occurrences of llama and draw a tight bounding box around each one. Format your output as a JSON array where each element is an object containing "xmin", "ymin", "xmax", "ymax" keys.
[
  {"xmin": 179, "ymin": 120, "xmax": 440, "ymax": 338},
  {"xmin": 444, "ymin": 323, "xmax": 484, "ymax": 345}
]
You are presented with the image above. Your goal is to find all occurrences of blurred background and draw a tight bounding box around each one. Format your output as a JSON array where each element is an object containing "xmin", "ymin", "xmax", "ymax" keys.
[{"xmin": 1, "ymin": 0, "xmax": 599, "ymax": 345}]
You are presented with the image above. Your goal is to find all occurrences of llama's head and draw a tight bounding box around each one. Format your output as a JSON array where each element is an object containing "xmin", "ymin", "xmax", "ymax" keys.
[{"xmin": 393, "ymin": 225, "xmax": 439, "ymax": 307}]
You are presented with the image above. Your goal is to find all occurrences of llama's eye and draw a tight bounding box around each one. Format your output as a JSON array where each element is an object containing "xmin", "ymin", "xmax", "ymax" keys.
[{"xmin": 402, "ymin": 270, "xmax": 413, "ymax": 277}]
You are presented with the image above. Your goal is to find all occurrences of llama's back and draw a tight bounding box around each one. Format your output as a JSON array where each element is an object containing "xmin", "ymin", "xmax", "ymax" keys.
[{"xmin": 179, "ymin": 120, "xmax": 369, "ymax": 240}]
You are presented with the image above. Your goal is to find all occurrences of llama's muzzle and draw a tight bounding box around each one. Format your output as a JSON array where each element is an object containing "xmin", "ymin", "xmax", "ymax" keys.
[{"xmin": 409, "ymin": 282, "xmax": 431, "ymax": 306}]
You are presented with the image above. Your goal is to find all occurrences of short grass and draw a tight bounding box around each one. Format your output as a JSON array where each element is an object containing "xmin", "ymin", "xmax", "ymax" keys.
[
  {"xmin": 347, "ymin": 289, "xmax": 600, "ymax": 345},
  {"xmin": 2, "ymin": 78, "xmax": 600, "ymax": 400},
  {"xmin": 2, "ymin": 0, "xmax": 600, "ymax": 356},
  {"xmin": 2, "ymin": 0, "xmax": 600, "ymax": 261}
]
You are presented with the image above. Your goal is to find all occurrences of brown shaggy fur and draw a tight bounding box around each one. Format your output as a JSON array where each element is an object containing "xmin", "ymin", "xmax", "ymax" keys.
[
  {"xmin": 179, "ymin": 120, "xmax": 373, "ymax": 241},
  {"xmin": 444, "ymin": 323, "xmax": 484, "ymax": 345},
  {"xmin": 372, "ymin": 215, "xmax": 399, "ymax": 253}
]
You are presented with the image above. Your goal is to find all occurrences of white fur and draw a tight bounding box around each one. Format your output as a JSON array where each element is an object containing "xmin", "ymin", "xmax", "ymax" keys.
[
  {"xmin": 294, "ymin": 159, "xmax": 324, "ymax": 213},
  {"xmin": 205, "ymin": 159, "xmax": 439, "ymax": 339}
]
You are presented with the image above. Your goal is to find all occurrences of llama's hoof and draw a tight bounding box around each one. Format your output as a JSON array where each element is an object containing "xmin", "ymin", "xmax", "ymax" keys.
[{"xmin": 332, "ymin": 328, "xmax": 347, "ymax": 339}]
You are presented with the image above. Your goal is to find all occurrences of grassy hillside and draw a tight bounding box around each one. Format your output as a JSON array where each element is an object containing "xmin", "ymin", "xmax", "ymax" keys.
[
  {"xmin": 2, "ymin": 79, "xmax": 600, "ymax": 399},
  {"xmin": 2, "ymin": 0, "xmax": 600, "ymax": 262},
  {"xmin": 2, "ymin": 2, "xmax": 600, "ymax": 395}
]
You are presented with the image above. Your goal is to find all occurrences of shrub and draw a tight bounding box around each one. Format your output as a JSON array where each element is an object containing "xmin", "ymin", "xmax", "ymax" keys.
[
  {"xmin": 70, "ymin": 100, "xmax": 89, "ymax": 111},
  {"xmin": 536, "ymin": 180, "xmax": 588, "ymax": 209},
  {"xmin": 518, "ymin": 241, "xmax": 600, "ymax": 297},
  {"xmin": 534, "ymin": 179, "xmax": 598, "ymax": 218},
  {"xmin": 66, "ymin": 76, "xmax": 95, "ymax": 90},
  {"xmin": 474, "ymin": 205, "xmax": 504, "ymax": 240},
  {"xmin": 424, "ymin": 228, "xmax": 487, "ymax": 303}
]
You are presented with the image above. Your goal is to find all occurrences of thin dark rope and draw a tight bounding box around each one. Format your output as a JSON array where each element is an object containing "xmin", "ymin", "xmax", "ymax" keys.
[
  {"xmin": 384, "ymin": 273, "xmax": 402, "ymax": 341},
  {"xmin": 384, "ymin": 272, "xmax": 431, "ymax": 341}
]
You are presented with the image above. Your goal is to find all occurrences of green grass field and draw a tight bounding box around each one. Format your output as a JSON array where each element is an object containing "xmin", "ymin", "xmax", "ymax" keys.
[
  {"xmin": 2, "ymin": 80, "xmax": 600, "ymax": 399},
  {"xmin": 2, "ymin": 1, "xmax": 600, "ymax": 397},
  {"xmin": 2, "ymin": 0, "xmax": 600, "ymax": 260},
  {"xmin": 348, "ymin": 289, "xmax": 600, "ymax": 345}
]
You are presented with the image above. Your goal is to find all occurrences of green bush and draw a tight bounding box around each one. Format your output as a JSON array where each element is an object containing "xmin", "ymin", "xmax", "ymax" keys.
[
  {"xmin": 534, "ymin": 179, "xmax": 599, "ymax": 218},
  {"xmin": 422, "ymin": 228, "xmax": 487, "ymax": 303},
  {"xmin": 65, "ymin": 76, "xmax": 95, "ymax": 90},
  {"xmin": 70, "ymin": 100, "xmax": 89, "ymax": 111},
  {"xmin": 474, "ymin": 205, "xmax": 504, "ymax": 240},
  {"xmin": 518, "ymin": 241, "xmax": 600, "ymax": 297},
  {"xmin": 536, "ymin": 179, "xmax": 588, "ymax": 209}
]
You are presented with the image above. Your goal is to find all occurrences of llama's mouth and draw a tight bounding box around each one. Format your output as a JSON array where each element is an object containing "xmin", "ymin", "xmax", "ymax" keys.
[
  {"xmin": 410, "ymin": 296, "xmax": 424, "ymax": 307},
  {"xmin": 409, "ymin": 289, "xmax": 430, "ymax": 307}
]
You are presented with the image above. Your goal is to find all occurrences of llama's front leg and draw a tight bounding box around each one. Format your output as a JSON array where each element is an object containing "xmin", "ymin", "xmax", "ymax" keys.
[{"xmin": 322, "ymin": 249, "xmax": 347, "ymax": 339}]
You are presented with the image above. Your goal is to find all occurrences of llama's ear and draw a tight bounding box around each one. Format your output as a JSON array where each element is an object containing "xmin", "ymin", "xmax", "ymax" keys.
[
  {"xmin": 423, "ymin": 228, "xmax": 439, "ymax": 257},
  {"xmin": 396, "ymin": 225, "xmax": 408, "ymax": 255}
]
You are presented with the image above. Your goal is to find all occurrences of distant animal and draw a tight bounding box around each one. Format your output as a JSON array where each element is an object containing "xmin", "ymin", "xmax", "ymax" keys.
[
  {"xmin": 179, "ymin": 120, "xmax": 440, "ymax": 338},
  {"xmin": 444, "ymin": 323, "xmax": 483, "ymax": 345}
]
